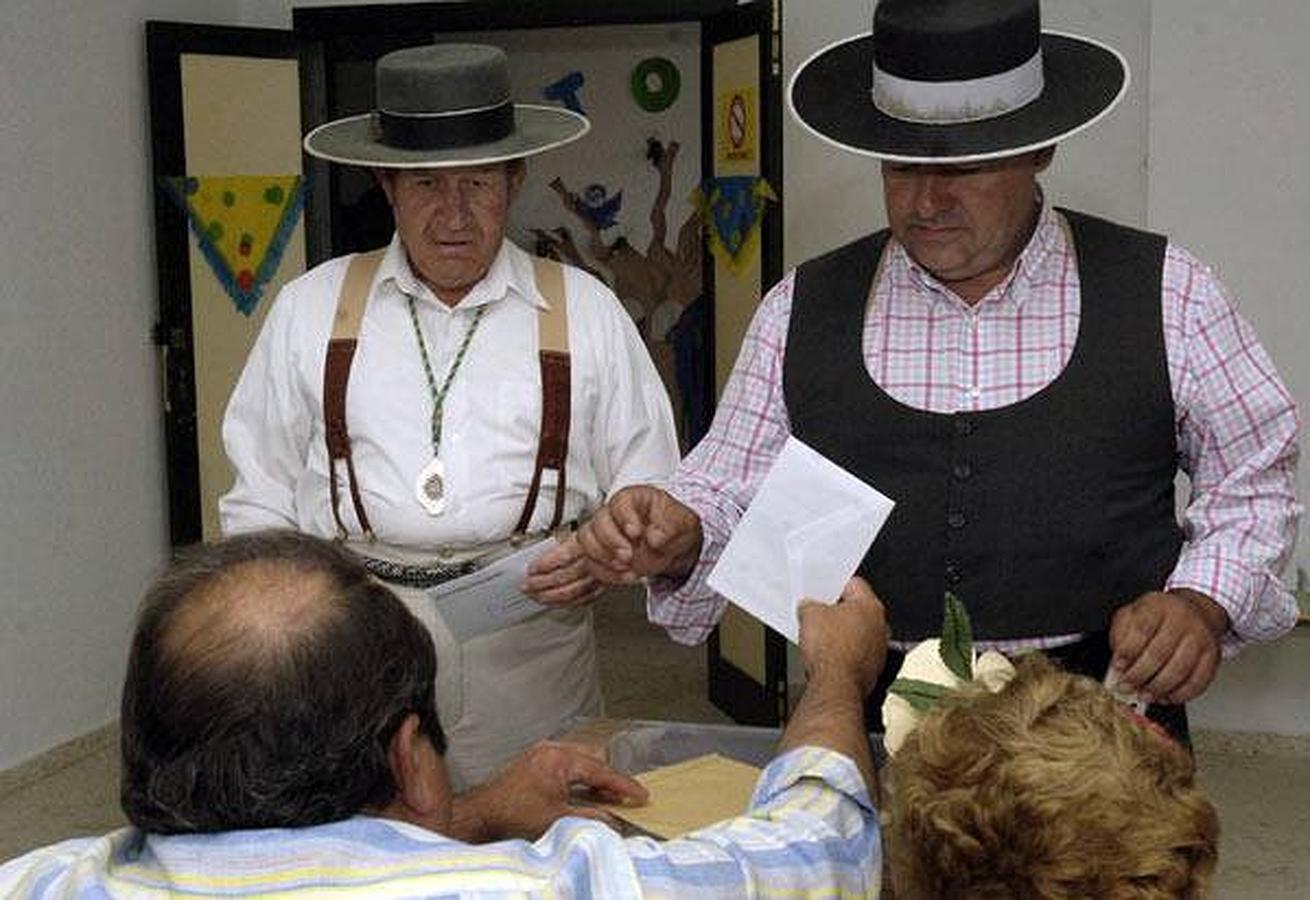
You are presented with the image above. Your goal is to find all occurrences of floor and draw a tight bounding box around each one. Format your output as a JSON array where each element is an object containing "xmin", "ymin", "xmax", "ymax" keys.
[{"xmin": 3, "ymin": 587, "xmax": 1308, "ymax": 897}]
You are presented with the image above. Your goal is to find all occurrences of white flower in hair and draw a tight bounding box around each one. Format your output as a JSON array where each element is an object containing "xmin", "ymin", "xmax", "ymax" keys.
[{"xmin": 882, "ymin": 594, "xmax": 1016, "ymax": 756}]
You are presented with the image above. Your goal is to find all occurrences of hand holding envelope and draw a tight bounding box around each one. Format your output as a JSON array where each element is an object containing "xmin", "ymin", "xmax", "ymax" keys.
[
  {"xmin": 428, "ymin": 539, "xmax": 555, "ymax": 641},
  {"xmin": 707, "ymin": 436, "xmax": 895, "ymax": 642}
]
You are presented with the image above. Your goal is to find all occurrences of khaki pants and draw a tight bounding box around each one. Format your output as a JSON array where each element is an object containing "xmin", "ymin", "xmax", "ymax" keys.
[{"xmin": 352, "ymin": 541, "xmax": 603, "ymax": 791}]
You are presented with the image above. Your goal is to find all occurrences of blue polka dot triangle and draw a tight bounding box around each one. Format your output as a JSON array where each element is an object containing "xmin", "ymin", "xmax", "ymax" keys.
[{"xmin": 160, "ymin": 175, "xmax": 304, "ymax": 316}]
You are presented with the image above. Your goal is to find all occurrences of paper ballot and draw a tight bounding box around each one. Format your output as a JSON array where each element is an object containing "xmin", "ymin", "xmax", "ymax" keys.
[
  {"xmin": 706, "ymin": 436, "xmax": 894, "ymax": 642},
  {"xmin": 426, "ymin": 538, "xmax": 555, "ymax": 641}
]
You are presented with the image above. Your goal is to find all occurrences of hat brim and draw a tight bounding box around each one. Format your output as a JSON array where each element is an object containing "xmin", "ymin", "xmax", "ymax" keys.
[
  {"xmin": 789, "ymin": 31, "xmax": 1128, "ymax": 164},
  {"xmin": 303, "ymin": 104, "xmax": 590, "ymax": 168}
]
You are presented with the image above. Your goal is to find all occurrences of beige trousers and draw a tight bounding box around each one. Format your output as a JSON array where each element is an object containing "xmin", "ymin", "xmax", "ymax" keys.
[{"xmin": 352, "ymin": 541, "xmax": 603, "ymax": 791}]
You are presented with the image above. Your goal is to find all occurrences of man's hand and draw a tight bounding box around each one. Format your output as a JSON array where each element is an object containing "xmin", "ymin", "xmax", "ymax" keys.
[
  {"xmin": 575, "ymin": 485, "xmax": 703, "ymax": 584},
  {"xmin": 449, "ymin": 741, "xmax": 648, "ymax": 843},
  {"xmin": 780, "ymin": 578, "xmax": 888, "ymax": 793},
  {"xmin": 523, "ymin": 534, "xmax": 606, "ymax": 608},
  {"xmin": 1109, "ymin": 589, "xmax": 1229, "ymax": 705},
  {"xmin": 797, "ymin": 577, "xmax": 889, "ymax": 696}
]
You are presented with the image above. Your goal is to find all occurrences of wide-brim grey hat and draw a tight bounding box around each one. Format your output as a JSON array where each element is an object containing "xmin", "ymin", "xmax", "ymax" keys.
[
  {"xmin": 304, "ymin": 43, "xmax": 590, "ymax": 168},
  {"xmin": 789, "ymin": 0, "xmax": 1129, "ymax": 164}
]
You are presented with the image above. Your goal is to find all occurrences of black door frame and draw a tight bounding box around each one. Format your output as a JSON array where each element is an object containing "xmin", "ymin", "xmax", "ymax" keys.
[{"xmin": 146, "ymin": 21, "xmax": 301, "ymax": 546}]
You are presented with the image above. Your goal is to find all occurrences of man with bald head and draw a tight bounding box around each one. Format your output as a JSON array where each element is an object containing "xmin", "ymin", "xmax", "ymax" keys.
[{"xmin": 1, "ymin": 531, "xmax": 888, "ymax": 896}]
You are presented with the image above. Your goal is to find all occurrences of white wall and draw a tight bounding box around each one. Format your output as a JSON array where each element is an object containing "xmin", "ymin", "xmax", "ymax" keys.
[
  {"xmin": 1148, "ymin": 0, "xmax": 1310, "ymax": 734},
  {"xmin": 0, "ymin": 0, "xmax": 243, "ymax": 771},
  {"xmin": 1147, "ymin": 0, "xmax": 1309, "ymax": 577}
]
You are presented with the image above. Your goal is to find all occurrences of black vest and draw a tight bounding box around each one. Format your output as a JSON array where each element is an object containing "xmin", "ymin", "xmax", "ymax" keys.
[{"xmin": 784, "ymin": 210, "xmax": 1184, "ymax": 641}]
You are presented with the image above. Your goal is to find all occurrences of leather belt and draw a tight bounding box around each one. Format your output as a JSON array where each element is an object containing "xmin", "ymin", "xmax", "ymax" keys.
[{"xmin": 358, "ymin": 554, "xmax": 478, "ymax": 590}]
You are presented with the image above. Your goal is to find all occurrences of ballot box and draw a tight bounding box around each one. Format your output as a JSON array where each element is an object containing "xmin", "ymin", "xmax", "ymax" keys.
[{"xmin": 559, "ymin": 717, "xmax": 886, "ymax": 774}]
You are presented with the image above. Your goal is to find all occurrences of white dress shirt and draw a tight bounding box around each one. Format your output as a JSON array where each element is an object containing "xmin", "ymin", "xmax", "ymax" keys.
[{"xmin": 221, "ymin": 235, "xmax": 679, "ymax": 549}]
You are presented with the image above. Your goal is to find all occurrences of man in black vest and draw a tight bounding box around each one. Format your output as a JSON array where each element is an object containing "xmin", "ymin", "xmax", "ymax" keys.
[{"xmin": 574, "ymin": 0, "xmax": 1301, "ymax": 742}]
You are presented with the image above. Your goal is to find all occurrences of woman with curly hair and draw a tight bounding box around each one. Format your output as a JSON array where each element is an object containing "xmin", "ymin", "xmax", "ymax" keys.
[{"xmin": 887, "ymin": 655, "xmax": 1218, "ymax": 899}]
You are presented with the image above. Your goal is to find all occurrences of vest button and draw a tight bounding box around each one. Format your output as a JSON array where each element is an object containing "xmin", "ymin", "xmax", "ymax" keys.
[
  {"xmin": 944, "ymin": 562, "xmax": 962, "ymax": 583},
  {"xmin": 947, "ymin": 511, "xmax": 967, "ymax": 529},
  {"xmin": 955, "ymin": 418, "xmax": 974, "ymax": 436},
  {"xmin": 953, "ymin": 462, "xmax": 973, "ymax": 480}
]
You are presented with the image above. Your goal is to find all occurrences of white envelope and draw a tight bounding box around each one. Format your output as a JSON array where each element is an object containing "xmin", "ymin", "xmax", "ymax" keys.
[
  {"xmin": 426, "ymin": 538, "xmax": 554, "ymax": 641},
  {"xmin": 707, "ymin": 436, "xmax": 894, "ymax": 643}
]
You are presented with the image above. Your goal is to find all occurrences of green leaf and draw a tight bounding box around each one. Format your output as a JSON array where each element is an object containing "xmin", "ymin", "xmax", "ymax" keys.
[
  {"xmin": 888, "ymin": 677, "xmax": 952, "ymax": 713},
  {"xmin": 939, "ymin": 592, "xmax": 974, "ymax": 681}
]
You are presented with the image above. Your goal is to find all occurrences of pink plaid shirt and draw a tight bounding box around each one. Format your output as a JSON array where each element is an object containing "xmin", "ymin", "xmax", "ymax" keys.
[{"xmin": 652, "ymin": 204, "xmax": 1301, "ymax": 654}]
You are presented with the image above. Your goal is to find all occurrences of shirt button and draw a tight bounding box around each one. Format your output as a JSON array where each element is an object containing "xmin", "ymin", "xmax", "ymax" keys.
[
  {"xmin": 953, "ymin": 462, "xmax": 973, "ymax": 481},
  {"xmin": 969, "ymin": 385, "xmax": 982, "ymax": 399},
  {"xmin": 947, "ymin": 511, "xmax": 967, "ymax": 529}
]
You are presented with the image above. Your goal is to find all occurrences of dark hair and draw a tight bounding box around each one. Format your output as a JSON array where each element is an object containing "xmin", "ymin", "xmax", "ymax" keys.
[{"xmin": 120, "ymin": 530, "xmax": 444, "ymax": 833}]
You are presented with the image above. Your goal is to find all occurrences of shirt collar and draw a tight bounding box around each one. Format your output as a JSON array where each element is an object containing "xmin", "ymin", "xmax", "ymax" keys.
[
  {"xmin": 377, "ymin": 234, "xmax": 545, "ymax": 313},
  {"xmin": 889, "ymin": 196, "xmax": 1063, "ymax": 311}
]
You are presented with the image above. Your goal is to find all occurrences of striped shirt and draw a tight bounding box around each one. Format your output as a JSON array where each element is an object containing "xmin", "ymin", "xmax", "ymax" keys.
[
  {"xmin": 0, "ymin": 748, "xmax": 881, "ymax": 898},
  {"xmin": 651, "ymin": 203, "xmax": 1301, "ymax": 654}
]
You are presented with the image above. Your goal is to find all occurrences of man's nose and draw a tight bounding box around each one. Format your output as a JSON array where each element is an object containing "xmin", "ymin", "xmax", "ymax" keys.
[
  {"xmin": 911, "ymin": 174, "xmax": 954, "ymax": 218},
  {"xmin": 433, "ymin": 183, "xmax": 472, "ymax": 227}
]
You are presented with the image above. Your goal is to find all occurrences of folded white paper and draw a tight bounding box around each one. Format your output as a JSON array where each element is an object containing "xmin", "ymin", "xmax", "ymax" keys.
[
  {"xmin": 707, "ymin": 436, "xmax": 894, "ymax": 643},
  {"xmin": 426, "ymin": 538, "xmax": 554, "ymax": 641}
]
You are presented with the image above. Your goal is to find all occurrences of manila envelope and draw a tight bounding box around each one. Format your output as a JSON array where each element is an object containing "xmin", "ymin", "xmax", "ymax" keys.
[{"xmin": 603, "ymin": 753, "xmax": 761, "ymax": 839}]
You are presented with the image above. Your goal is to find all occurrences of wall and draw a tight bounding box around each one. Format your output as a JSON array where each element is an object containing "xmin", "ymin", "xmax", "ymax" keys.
[
  {"xmin": 1147, "ymin": 0, "xmax": 1309, "ymax": 577},
  {"xmin": 0, "ymin": 0, "xmax": 243, "ymax": 771},
  {"xmin": 1148, "ymin": 0, "xmax": 1310, "ymax": 734}
]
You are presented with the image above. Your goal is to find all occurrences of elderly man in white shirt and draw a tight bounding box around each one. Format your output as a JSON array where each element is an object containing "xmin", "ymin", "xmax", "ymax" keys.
[{"xmin": 220, "ymin": 43, "xmax": 678, "ymax": 789}]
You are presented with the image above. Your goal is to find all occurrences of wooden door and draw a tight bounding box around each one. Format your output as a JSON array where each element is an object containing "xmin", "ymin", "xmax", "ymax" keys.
[
  {"xmin": 701, "ymin": 1, "xmax": 789, "ymax": 725},
  {"xmin": 147, "ymin": 22, "xmax": 309, "ymax": 544}
]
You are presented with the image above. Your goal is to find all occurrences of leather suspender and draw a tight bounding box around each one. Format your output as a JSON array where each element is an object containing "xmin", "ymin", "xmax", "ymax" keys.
[
  {"xmin": 322, "ymin": 252, "xmax": 572, "ymax": 540},
  {"xmin": 324, "ymin": 249, "xmax": 385, "ymax": 540},
  {"xmin": 515, "ymin": 257, "xmax": 571, "ymax": 536}
]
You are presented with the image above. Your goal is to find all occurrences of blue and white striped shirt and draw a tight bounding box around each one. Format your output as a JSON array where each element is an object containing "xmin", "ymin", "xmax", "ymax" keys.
[{"xmin": 0, "ymin": 747, "xmax": 881, "ymax": 898}]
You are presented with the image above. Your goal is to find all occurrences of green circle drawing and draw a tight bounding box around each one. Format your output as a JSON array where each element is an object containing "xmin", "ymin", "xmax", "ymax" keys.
[
  {"xmin": 206, "ymin": 221, "xmax": 224, "ymax": 241},
  {"xmin": 631, "ymin": 57, "xmax": 680, "ymax": 113},
  {"xmin": 264, "ymin": 184, "xmax": 284, "ymax": 205},
  {"xmin": 221, "ymin": 190, "xmax": 237, "ymax": 207}
]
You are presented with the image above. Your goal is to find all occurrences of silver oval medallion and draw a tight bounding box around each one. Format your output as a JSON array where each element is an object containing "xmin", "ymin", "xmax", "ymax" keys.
[{"xmin": 415, "ymin": 457, "xmax": 446, "ymax": 516}]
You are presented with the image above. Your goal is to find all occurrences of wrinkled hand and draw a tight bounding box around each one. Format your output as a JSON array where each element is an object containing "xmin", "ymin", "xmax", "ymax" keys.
[
  {"xmin": 575, "ymin": 486, "xmax": 703, "ymax": 585},
  {"xmin": 523, "ymin": 534, "xmax": 606, "ymax": 608},
  {"xmin": 1109, "ymin": 589, "xmax": 1228, "ymax": 705},
  {"xmin": 451, "ymin": 741, "xmax": 648, "ymax": 843},
  {"xmin": 797, "ymin": 577, "xmax": 888, "ymax": 695}
]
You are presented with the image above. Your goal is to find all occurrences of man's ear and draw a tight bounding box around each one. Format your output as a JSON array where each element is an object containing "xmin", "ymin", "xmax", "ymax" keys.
[
  {"xmin": 386, "ymin": 713, "xmax": 452, "ymax": 829},
  {"xmin": 374, "ymin": 168, "xmax": 397, "ymax": 205},
  {"xmin": 507, "ymin": 160, "xmax": 527, "ymax": 198},
  {"xmin": 1033, "ymin": 145, "xmax": 1056, "ymax": 174}
]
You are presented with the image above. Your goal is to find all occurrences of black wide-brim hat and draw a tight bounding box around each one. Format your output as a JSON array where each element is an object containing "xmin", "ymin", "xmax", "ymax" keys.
[
  {"xmin": 305, "ymin": 43, "xmax": 589, "ymax": 168},
  {"xmin": 789, "ymin": 0, "xmax": 1129, "ymax": 163}
]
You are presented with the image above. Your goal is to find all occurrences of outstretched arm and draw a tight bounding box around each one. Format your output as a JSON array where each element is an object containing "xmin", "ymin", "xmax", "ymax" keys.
[
  {"xmin": 622, "ymin": 579, "xmax": 887, "ymax": 898},
  {"xmin": 575, "ymin": 485, "xmax": 703, "ymax": 585},
  {"xmin": 449, "ymin": 742, "xmax": 647, "ymax": 843},
  {"xmin": 783, "ymin": 578, "xmax": 888, "ymax": 791}
]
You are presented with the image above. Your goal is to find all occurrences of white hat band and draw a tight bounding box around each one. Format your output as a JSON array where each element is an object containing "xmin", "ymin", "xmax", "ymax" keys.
[{"xmin": 872, "ymin": 49, "xmax": 1044, "ymax": 125}]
